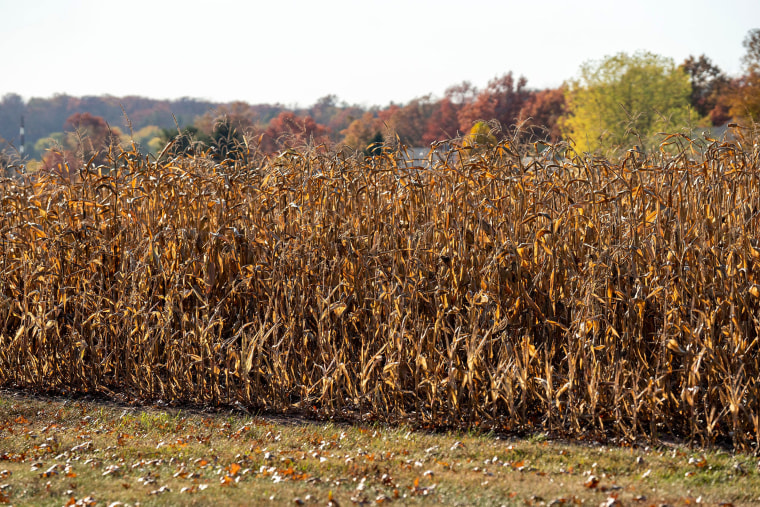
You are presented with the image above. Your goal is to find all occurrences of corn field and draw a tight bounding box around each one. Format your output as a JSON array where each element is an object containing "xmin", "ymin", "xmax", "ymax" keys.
[{"xmin": 2, "ymin": 129, "xmax": 760, "ymax": 451}]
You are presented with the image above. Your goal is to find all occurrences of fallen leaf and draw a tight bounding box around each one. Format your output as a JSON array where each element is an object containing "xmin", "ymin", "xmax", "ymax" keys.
[
  {"xmin": 600, "ymin": 495, "xmax": 623, "ymax": 507},
  {"xmin": 688, "ymin": 456, "xmax": 707, "ymax": 468}
]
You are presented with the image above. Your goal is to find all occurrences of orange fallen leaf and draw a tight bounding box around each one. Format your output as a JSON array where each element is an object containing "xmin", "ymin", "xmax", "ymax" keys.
[
  {"xmin": 688, "ymin": 456, "xmax": 707, "ymax": 468},
  {"xmin": 510, "ymin": 460, "xmax": 525, "ymax": 469}
]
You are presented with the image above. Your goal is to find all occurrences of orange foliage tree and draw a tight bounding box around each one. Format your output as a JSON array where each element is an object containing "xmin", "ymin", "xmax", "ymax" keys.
[
  {"xmin": 457, "ymin": 73, "xmax": 531, "ymax": 137},
  {"xmin": 41, "ymin": 112, "xmax": 122, "ymax": 176},
  {"xmin": 728, "ymin": 29, "xmax": 760, "ymax": 122},
  {"xmin": 518, "ymin": 87, "xmax": 567, "ymax": 142},
  {"xmin": 260, "ymin": 112, "xmax": 330, "ymax": 153},
  {"xmin": 340, "ymin": 111, "xmax": 384, "ymax": 151},
  {"xmin": 422, "ymin": 98, "xmax": 461, "ymax": 144}
]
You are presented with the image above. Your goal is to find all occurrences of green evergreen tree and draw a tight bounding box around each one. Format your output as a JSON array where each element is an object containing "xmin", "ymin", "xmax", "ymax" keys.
[{"xmin": 364, "ymin": 131, "xmax": 384, "ymax": 157}]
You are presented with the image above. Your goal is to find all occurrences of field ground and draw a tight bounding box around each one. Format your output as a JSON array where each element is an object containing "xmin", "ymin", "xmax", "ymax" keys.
[{"xmin": 0, "ymin": 389, "xmax": 758, "ymax": 506}]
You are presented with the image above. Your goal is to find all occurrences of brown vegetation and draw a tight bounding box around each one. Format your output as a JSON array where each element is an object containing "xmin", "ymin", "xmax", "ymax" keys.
[{"xmin": 2, "ymin": 126, "xmax": 760, "ymax": 451}]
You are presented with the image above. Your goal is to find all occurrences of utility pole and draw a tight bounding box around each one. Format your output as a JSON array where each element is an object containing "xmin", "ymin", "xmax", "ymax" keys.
[{"xmin": 19, "ymin": 115, "xmax": 25, "ymax": 157}]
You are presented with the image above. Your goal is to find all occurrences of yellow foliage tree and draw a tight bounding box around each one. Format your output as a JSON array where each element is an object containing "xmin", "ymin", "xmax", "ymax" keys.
[
  {"xmin": 463, "ymin": 121, "xmax": 497, "ymax": 148},
  {"xmin": 561, "ymin": 51, "xmax": 694, "ymax": 153}
]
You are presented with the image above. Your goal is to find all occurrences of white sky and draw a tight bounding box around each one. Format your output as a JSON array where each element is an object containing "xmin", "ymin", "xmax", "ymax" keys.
[{"xmin": 1, "ymin": 0, "xmax": 758, "ymax": 107}]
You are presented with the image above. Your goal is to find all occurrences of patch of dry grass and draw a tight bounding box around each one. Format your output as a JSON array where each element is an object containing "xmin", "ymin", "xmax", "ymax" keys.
[{"xmin": 1, "ymin": 390, "xmax": 758, "ymax": 506}]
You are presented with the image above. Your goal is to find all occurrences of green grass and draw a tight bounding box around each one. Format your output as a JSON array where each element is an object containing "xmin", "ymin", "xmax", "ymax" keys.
[{"xmin": 1, "ymin": 389, "xmax": 758, "ymax": 506}]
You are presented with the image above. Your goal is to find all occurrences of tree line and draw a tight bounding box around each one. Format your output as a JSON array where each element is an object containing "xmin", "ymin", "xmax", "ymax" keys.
[{"xmin": 1, "ymin": 29, "xmax": 758, "ymax": 173}]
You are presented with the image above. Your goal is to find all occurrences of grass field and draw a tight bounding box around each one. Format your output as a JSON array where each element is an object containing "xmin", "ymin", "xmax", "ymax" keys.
[
  {"xmin": 1, "ymin": 389, "xmax": 758, "ymax": 506},
  {"xmin": 2, "ymin": 127, "xmax": 760, "ymax": 455}
]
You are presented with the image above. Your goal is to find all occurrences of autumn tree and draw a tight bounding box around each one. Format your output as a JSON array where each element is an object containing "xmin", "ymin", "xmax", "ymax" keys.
[
  {"xmin": 444, "ymin": 81, "xmax": 478, "ymax": 105},
  {"xmin": 64, "ymin": 112, "xmax": 123, "ymax": 160},
  {"xmin": 260, "ymin": 112, "xmax": 330, "ymax": 153},
  {"xmin": 305, "ymin": 95, "xmax": 356, "ymax": 138},
  {"xmin": 728, "ymin": 29, "xmax": 760, "ymax": 122},
  {"xmin": 561, "ymin": 51, "xmax": 693, "ymax": 153},
  {"xmin": 131, "ymin": 125, "xmax": 163, "ymax": 154},
  {"xmin": 742, "ymin": 28, "xmax": 760, "ymax": 71},
  {"xmin": 308, "ymin": 95, "xmax": 341, "ymax": 126},
  {"xmin": 422, "ymin": 98, "xmax": 462, "ymax": 144},
  {"xmin": 680, "ymin": 54, "xmax": 731, "ymax": 125},
  {"xmin": 34, "ymin": 132, "xmax": 65, "ymax": 155},
  {"xmin": 518, "ymin": 87, "xmax": 566, "ymax": 142},
  {"xmin": 321, "ymin": 106, "xmax": 365, "ymax": 142},
  {"xmin": 378, "ymin": 97, "xmax": 434, "ymax": 147},
  {"xmin": 458, "ymin": 72, "xmax": 531, "ymax": 137},
  {"xmin": 41, "ymin": 112, "xmax": 125, "ymax": 174},
  {"xmin": 0, "ymin": 147, "xmax": 18, "ymax": 177},
  {"xmin": 340, "ymin": 111, "xmax": 384, "ymax": 152},
  {"xmin": 39, "ymin": 141, "xmax": 77, "ymax": 176},
  {"xmin": 194, "ymin": 102, "xmax": 259, "ymax": 137},
  {"xmin": 20, "ymin": 94, "xmax": 214, "ymax": 158},
  {"xmin": 463, "ymin": 121, "xmax": 497, "ymax": 149}
]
